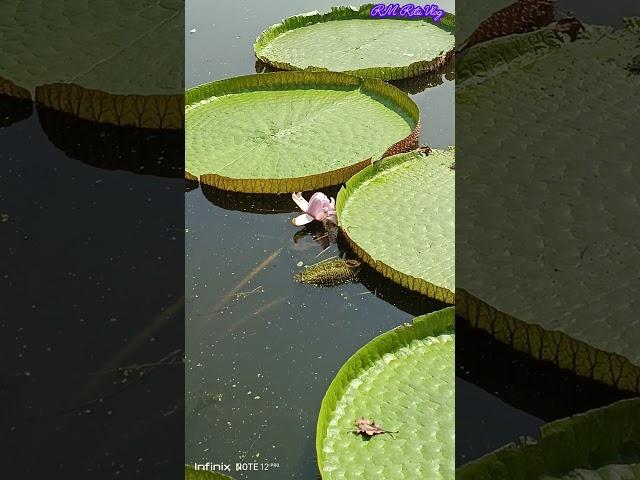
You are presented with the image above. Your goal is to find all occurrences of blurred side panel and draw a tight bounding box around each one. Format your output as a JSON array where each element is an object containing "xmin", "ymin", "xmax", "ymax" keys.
[
  {"xmin": 0, "ymin": 1, "xmax": 185, "ymax": 478},
  {"xmin": 456, "ymin": 0, "xmax": 640, "ymax": 472}
]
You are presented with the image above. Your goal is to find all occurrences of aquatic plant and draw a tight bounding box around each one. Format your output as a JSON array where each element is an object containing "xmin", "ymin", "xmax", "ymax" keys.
[
  {"xmin": 0, "ymin": 0, "xmax": 183, "ymax": 128},
  {"xmin": 185, "ymin": 72, "xmax": 419, "ymax": 193},
  {"xmin": 291, "ymin": 192, "xmax": 337, "ymax": 226},
  {"xmin": 457, "ymin": 19, "xmax": 640, "ymax": 391},
  {"xmin": 254, "ymin": 5, "xmax": 455, "ymax": 81},
  {"xmin": 457, "ymin": 0, "xmax": 554, "ymax": 50},
  {"xmin": 316, "ymin": 307, "xmax": 455, "ymax": 479},
  {"xmin": 457, "ymin": 398, "xmax": 640, "ymax": 479},
  {"xmin": 337, "ymin": 148, "xmax": 455, "ymax": 303},
  {"xmin": 294, "ymin": 258, "xmax": 361, "ymax": 287}
]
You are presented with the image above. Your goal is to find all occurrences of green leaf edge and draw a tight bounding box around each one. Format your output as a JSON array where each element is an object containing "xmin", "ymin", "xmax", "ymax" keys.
[
  {"xmin": 336, "ymin": 149, "xmax": 455, "ymax": 302},
  {"xmin": 456, "ymin": 398, "xmax": 640, "ymax": 480},
  {"xmin": 458, "ymin": 288, "xmax": 640, "ymax": 393},
  {"xmin": 253, "ymin": 4, "xmax": 456, "ymax": 81},
  {"xmin": 0, "ymin": 74, "xmax": 183, "ymax": 129},
  {"xmin": 456, "ymin": 0, "xmax": 556, "ymax": 52},
  {"xmin": 185, "ymin": 71, "xmax": 420, "ymax": 193},
  {"xmin": 0, "ymin": 75, "xmax": 32, "ymax": 100},
  {"xmin": 458, "ymin": 17, "xmax": 640, "ymax": 88},
  {"xmin": 625, "ymin": 16, "xmax": 640, "ymax": 33},
  {"xmin": 185, "ymin": 465, "xmax": 235, "ymax": 480},
  {"xmin": 315, "ymin": 306, "xmax": 455, "ymax": 476},
  {"xmin": 457, "ymin": 22, "xmax": 571, "ymax": 88}
]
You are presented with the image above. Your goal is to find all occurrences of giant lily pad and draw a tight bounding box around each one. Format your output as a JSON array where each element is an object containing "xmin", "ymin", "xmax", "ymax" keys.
[
  {"xmin": 457, "ymin": 398, "xmax": 640, "ymax": 479},
  {"xmin": 457, "ymin": 20, "xmax": 640, "ymax": 391},
  {"xmin": 0, "ymin": 0, "xmax": 183, "ymax": 128},
  {"xmin": 186, "ymin": 72, "xmax": 419, "ymax": 193},
  {"xmin": 254, "ymin": 5, "xmax": 455, "ymax": 81},
  {"xmin": 316, "ymin": 307, "xmax": 455, "ymax": 479},
  {"xmin": 337, "ymin": 148, "xmax": 455, "ymax": 303}
]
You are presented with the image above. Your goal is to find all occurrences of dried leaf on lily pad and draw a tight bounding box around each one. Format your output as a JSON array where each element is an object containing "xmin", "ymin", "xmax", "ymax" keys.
[{"xmin": 353, "ymin": 417, "xmax": 397, "ymax": 437}]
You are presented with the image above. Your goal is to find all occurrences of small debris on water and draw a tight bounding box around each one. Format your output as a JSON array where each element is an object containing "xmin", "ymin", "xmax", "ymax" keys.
[
  {"xmin": 295, "ymin": 258, "xmax": 361, "ymax": 287},
  {"xmin": 296, "ymin": 261, "xmax": 304, "ymax": 267}
]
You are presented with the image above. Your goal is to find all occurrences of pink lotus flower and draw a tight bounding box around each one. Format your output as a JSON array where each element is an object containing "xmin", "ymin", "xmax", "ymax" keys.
[{"xmin": 291, "ymin": 192, "xmax": 337, "ymax": 226}]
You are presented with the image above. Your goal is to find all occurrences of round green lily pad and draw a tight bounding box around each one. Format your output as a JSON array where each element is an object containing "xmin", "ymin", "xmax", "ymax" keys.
[
  {"xmin": 316, "ymin": 307, "xmax": 455, "ymax": 480},
  {"xmin": 186, "ymin": 72, "xmax": 419, "ymax": 193},
  {"xmin": 0, "ymin": 0, "xmax": 183, "ymax": 128},
  {"xmin": 337, "ymin": 148, "xmax": 455, "ymax": 303},
  {"xmin": 457, "ymin": 398, "xmax": 640, "ymax": 479},
  {"xmin": 254, "ymin": 5, "xmax": 455, "ymax": 81}
]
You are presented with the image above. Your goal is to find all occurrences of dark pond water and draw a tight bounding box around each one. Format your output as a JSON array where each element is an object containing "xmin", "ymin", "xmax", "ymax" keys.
[
  {"xmin": 185, "ymin": 1, "xmax": 636, "ymax": 478},
  {"xmin": 0, "ymin": 105, "xmax": 184, "ymax": 476}
]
